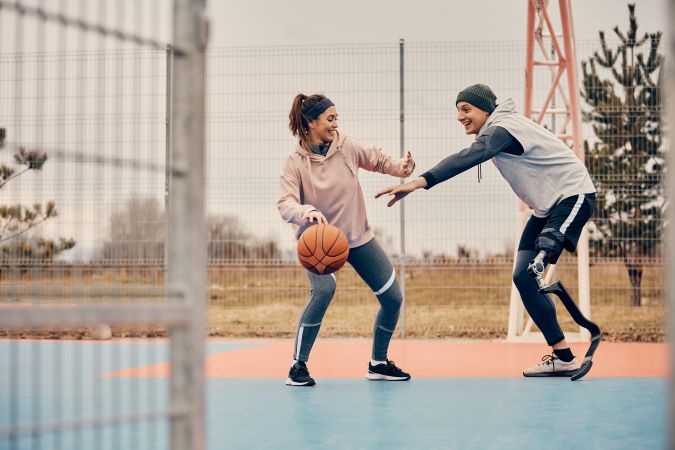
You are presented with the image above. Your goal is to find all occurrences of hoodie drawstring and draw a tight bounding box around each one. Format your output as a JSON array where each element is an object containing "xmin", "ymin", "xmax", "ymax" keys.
[
  {"xmin": 477, "ymin": 163, "xmax": 482, "ymax": 183},
  {"xmin": 305, "ymin": 154, "xmax": 317, "ymax": 198}
]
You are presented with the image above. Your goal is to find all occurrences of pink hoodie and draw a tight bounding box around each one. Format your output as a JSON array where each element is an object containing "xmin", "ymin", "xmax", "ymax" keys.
[{"xmin": 277, "ymin": 132, "xmax": 410, "ymax": 248}]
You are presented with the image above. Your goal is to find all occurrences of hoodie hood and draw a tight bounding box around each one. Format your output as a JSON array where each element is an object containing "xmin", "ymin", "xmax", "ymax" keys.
[
  {"xmin": 293, "ymin": 132, "xmax": 347, "ymax": 197},
  {"xmin": 479, "ymin": 97, "xmax": 517, "ymax": 136},
  {"xmin": 293, "ymin": 131, "xmax": 346, "ymax": 158}
]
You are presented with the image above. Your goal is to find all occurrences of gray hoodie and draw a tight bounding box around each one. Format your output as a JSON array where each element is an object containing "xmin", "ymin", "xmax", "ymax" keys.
[
  {"xmin": 485, "ymin": 98, "xmax": 595, "ymax": 217},
  {"xmin": 421, "ymin": 98, "xmax": 595, "ymax": 217}
]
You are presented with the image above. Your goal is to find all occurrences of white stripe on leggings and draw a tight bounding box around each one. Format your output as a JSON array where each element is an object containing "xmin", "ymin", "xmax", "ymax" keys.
[
  {"xmin": 295, "ymin": 326, "xmax": 304, "ymax": 360},
  {"xmin": 559, "ymin": 194, "xmax": 585, "ymax": 234},
  {"xmin": 373, "ymin": 269, "xmax": 396, "ymax": 296}
]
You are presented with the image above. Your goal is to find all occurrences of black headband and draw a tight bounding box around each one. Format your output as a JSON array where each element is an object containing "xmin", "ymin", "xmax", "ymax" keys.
[{"xmin": 303, "ymin": 97, "xmax": 335, "ymax": 120}]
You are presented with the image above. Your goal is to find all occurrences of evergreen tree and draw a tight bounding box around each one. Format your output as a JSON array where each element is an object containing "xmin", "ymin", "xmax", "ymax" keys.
[
  {"xmin": 0, "ymin": 127, "xmax": 75, "ymax": 268},
  {"xmin": 580, "ymin": 3, "xmax": 663, "ymax": 306}
]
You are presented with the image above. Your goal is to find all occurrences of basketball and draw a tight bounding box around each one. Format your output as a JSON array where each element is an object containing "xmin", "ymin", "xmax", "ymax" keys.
[{"xmin": 297, "ymin": 224, "xmax": 349, "ymax": 275}]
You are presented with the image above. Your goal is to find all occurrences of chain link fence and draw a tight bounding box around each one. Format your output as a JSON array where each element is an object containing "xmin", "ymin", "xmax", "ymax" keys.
[
  {"xmin": 1, "ymin": 40, "xmax": 665, "ymax": 341},
  {"xmin": 0, "ymin": 1, "xmax": 207, "ymax": 448},
  {"xmin": 205, "ymin": 40, "xmax": 665, "ymax": 341}
]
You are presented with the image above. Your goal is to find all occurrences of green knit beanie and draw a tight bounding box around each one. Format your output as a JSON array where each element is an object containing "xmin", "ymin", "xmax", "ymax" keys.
[{"xmin": 456, "ymin": 84, "xmax": 497, "ymax": 113}]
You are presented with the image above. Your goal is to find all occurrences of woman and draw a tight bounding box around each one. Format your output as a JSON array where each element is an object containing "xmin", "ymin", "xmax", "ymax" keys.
[
  {"xmin": 376, "ymin": 84, "xmax": 596, "ymax": 377},
  {"xmin": 277, "ymin": 93, "xmax": 415, "ymax": 386}
]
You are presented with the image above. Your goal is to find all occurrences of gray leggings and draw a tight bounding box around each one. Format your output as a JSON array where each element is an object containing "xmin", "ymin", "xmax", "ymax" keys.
[{"xmin": 292, "ymin": 238, "xmax": 403, "ymax": 362}]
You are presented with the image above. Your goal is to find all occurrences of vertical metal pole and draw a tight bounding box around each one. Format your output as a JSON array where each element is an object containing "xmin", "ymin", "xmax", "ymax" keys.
[
  {"xmin": 551, "ymin": 42, "xmax": 556, "ymax": 132},
  {"xmin": 169, "ymin": 1, "xmax": 207, "ymax": 449},
  {"xmin": 165, "ymin": 44, "xmax": 173, "ymax": 295},
  {"xmin": 523, "ymin": 0, "xmax": 536, "ymax": 119},
  {"xmin": 560, "ymin": 0, "xmax": 591, "ymax": 340},
  {"xmin": 507, "ymin": 1, "xmax": 536, "ymax": 340},
  {"xmin": 398, "ymin": 38, "xmax": 406, "ymax": 337},
  {"xmin": 666, "ymin": 0, "xmax": 675, "ymax": 445}
]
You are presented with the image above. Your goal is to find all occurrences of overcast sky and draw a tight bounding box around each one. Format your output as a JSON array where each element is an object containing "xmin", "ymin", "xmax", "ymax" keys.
[
  {"xmin": 0, "ymin": 0, "xmax": 669, "ymax": 260},
  {"xmin": 208, "ymin": 0, "xmax": 667, "ymax": 47}
]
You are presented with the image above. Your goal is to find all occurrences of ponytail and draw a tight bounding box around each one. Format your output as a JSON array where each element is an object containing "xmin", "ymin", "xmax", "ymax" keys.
[
  {"xmin": 289, "ymin": 94, "xmax": 308, "ymax": 145},
  {"xmin": 288, "ymin": 93, "xmax": 331, "ymax": 151}
]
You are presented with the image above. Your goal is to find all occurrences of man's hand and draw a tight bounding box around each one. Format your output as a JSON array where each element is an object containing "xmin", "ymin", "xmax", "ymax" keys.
[
  {"xmin": 302, "ymin": 209, "xmax": 327, "ymax": 224},
  {"xmin": 402, "ymin": 151, "xmax": 415, "ymax": 177},
  {"xmin": 375, "ymin": 177, "xmax": 427, "ymax": 207}
]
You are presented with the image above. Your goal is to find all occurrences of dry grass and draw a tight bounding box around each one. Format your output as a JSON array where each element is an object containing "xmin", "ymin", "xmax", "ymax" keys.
[
  {"xmin": 1, "ymin": 260, "xmax": 665, "ymax": 341},
  {"xmin": 206, "ymin": 260, "xmax": 665, "ymax": 342}
]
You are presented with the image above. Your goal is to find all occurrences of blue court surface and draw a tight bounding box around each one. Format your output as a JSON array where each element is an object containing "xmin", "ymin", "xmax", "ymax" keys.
[{"xmin": 0, "ymin": 340, "xmax": 667, "ymax": 450}]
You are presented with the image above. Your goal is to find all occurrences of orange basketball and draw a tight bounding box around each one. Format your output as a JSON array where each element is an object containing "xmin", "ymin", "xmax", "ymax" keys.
[{"xmin": 297, "ymin": 224, "xmax": 349, "ymax": 275}]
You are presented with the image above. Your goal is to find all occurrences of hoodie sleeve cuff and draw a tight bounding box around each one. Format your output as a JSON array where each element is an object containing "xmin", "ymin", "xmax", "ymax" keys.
[{"xmin": 421, "ymin": 172, "xmax": 437, "ymax": 190}]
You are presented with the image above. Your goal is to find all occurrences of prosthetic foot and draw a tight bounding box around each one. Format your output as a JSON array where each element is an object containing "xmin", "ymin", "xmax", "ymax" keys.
[{"xmin": 528, "ymin": 251, "xmax": 601, "ymax": 381}]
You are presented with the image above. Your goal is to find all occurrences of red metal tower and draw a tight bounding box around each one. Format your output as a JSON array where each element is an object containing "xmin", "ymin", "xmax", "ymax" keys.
[{"xmin": 507, "ymin": 0, "xmax": 591, "ymax": 341}]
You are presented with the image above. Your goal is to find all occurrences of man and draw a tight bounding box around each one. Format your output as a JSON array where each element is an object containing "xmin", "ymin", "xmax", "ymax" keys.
[{"xmin": 376, "ymin": 84, "xmax": 596, "ymax": 377}]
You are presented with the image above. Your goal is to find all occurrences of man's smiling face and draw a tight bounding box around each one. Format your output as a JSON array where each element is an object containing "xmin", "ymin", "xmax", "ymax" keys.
[{"xmin": 457, "ymin": 101, "xmax": 490, "ymax": 135}]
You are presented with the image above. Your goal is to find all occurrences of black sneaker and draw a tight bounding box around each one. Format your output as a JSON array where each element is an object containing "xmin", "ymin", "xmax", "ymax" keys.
[
  {"xmin": 286, "ymin": 361, "xmax": 316, "ymax": 386},
  {"xmin": 366, "ymin": 360, "xmax": 411, "ymax": 381}
]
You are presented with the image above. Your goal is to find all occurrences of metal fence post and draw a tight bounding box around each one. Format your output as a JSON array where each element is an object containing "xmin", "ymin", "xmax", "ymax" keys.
[
  {"xmin": 169, "ymin": 1, "xmax": 207, "ymax": 449},
  {"xmin": 165, "ymin": 44, "xmax": 173, "ymax": 297},
  {"xmin": 667, "ymin": 0, "xmax": 675, "ymax": 445},
  {"xmin": 399, "ymin": 38, "xmax": 406, "ymax": 338}
]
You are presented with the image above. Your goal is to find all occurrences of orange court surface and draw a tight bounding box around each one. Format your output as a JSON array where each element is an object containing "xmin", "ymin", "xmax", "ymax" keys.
[{"xmin": 102, "ymin": 339, "xmax": 669, "ymax": 379}]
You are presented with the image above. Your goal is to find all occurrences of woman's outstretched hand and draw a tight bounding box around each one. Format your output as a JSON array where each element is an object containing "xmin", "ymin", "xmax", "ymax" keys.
[
  {"xmin": 375, "ymin": 177, "xmax": 428, "ymax": 207},
  {"xmin": 402, "ymin": 151, "xmax": 415, "ymax": 177}
]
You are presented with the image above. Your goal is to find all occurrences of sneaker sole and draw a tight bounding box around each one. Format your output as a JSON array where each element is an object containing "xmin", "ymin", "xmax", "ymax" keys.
[
  {"xmin": 522, "ymin": 369, "xmax": 579, "ymax": 378},
  {"xmin": 285, "ymin": 378, "xmax": 316, "ymax": 386},
  {"xmin": 365, "ymin": 373, "xmax": 411, "ymax": 381}
]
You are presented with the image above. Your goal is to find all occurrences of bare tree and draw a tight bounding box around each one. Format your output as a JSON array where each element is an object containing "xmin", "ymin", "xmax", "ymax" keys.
[
  {"xmin": 98, "ymin": 199, "xmax": 280, "ymax": 262},
  {"xmin": 99, "ymin": 198, "xmax": 165, "ymax": 262}
]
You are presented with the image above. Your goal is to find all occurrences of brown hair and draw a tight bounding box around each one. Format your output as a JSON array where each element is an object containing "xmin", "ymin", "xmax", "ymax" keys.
[{"xmin": 288, "ymin": 93, "xmax": 329, "ymax": 151}]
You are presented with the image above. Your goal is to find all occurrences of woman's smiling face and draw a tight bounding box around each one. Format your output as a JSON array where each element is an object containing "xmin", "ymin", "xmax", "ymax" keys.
[{"xmin": 308, "ymin": 106, "xmax": 339, "ymax": 143}]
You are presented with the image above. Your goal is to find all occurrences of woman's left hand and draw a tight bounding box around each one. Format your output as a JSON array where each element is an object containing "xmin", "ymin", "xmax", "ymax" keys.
[{"xmin": 402, "ymin": 151, "xmax": 415, "ymax": 177}]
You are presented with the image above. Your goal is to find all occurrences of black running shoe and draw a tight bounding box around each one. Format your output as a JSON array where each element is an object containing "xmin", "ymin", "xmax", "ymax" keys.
[
  {"xmin": 286, "ymin": 361, "xmax": 316, "ymax": 386},
  {"xmin": 366, "ymin": 360, "xmax": 411, "ymax": 381}
]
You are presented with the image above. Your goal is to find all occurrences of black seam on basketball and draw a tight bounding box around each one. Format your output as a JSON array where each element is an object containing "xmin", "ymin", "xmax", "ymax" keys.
[
  {"xmin": 311, "ymin": 258, "xmax": 324, "ymax": 274},
  {"xmin": 325, "ymin": 255, "xmax": 348, "ymax": 270},
  {"xmin": 322, "ymin": 227, "xmax": 342, "ymax": 258},
  {"xmin": 313, "ymin": 224, "xmax": 330, "ymax": 266},
  {"xmin": 299, "ymin": 226, "xmax": 324, "ymax": 274},
  {"xmin": 317, "ymin": 224, "xmax": 324, "ymax": 256},
  {"xmin": 311, "ymin": 225, "xmax": 341, "ymax": 267},
  {"xmin": 298, "ymin": 236, "xmax": 311, "ymax": 257},
  {"xmin": 300, "ymin": 255, "xmax": 320, "ymax": 274},
  {"xmin": 301, "ymin": 226, "xmax": 316, "ymax": 256},
  {"xmin": 314, "ymin": 225, "xmax": 321, "ymax": 254},
  {"xmin": 314, "ymin": 225, "xmax": 320, "ymax": 253}
]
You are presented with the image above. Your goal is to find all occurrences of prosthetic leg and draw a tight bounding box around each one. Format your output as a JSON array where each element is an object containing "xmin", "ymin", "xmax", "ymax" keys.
[{"xmin": 527, "ymin": 251, "xmax": 601, "ymax": 381}]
